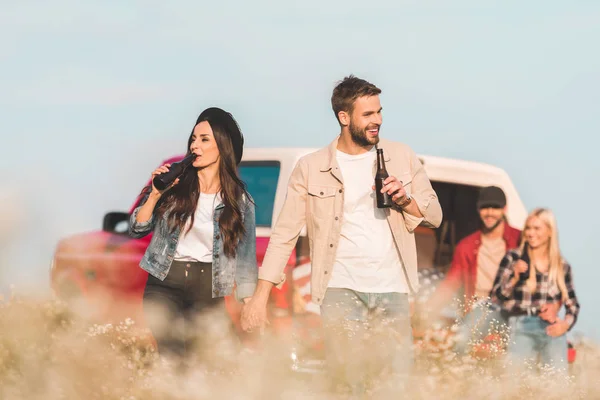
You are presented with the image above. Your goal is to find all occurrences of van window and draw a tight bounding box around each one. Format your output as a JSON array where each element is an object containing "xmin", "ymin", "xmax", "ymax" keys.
[{"xmin": 239, "ymin": 161, "xmax": 281, "ymax": 227}]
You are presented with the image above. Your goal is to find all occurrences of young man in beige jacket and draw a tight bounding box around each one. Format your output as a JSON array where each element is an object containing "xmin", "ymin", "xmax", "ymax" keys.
[{"xmin": 242, "ymin": 75, "xmax": 442, "ymax": 393}]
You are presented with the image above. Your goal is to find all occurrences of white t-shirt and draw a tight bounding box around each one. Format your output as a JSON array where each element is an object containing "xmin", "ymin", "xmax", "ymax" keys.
[
  {"xmin": 174, "ymin": 192, "xmax": 220, "ymax": 263},
  {"xmin": 475, "ymin": 236, "xmax": 505, "ymax": 298},
  {"xmin": 327, "ymin": 147, "xmax": 408, "ymax": 293}
]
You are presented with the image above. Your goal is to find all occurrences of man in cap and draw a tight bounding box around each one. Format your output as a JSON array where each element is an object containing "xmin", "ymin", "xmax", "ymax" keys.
[{"xmin": 426, "ymin": 186, "xmax": 523, "ymax": 355}]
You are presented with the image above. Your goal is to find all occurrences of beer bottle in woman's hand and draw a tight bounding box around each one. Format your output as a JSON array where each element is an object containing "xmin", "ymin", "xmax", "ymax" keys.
[
  {"xmin": 375, "ymin": 148, "xmax": 393, "ymax": 208},
  {"xmin": 152, "ymin": 153, "xmax": 196, "ymax": 191},
  {"xmin": 136, "ymin": 159, "xmax": 189, "ymax": 225}
]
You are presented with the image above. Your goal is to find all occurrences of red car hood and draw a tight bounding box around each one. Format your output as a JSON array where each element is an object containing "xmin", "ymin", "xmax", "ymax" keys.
[
  {"xmin": 53, "ymin": 230, "xmax": 278, "ymax": 285},
  {"xmin": 52, "ymin": 230, "xmax": 151, "ymax": 291}
]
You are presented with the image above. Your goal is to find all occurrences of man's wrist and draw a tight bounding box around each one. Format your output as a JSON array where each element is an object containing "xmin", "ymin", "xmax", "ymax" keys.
[
  {"xmin": 252, "ymin": 280, "xmax": 274, "ymax": 305},
  {"xmin": 396, "ymin": 193, "xmax": 412, "ymax": 208}
]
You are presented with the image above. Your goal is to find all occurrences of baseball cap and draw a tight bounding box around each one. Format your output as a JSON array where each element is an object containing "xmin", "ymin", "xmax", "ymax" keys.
[{"xmin": 477, "ymin": 186, "xmax": 506, "ymax": 209}]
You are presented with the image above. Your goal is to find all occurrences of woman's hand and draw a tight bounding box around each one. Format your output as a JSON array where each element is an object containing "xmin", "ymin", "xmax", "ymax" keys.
[
  {"xmin": 241, "ymin": 297, "xmax": 269, "ymax": 333},
  {"xmin": 134, "ymin": 164, "xmax": 179, "ymax": 224},
  {"xmin": 512, "ymin": 260, "xmax": 528, "ymax": 279},
  {"xmin": 150, "ymin": 163, "xmax": 179, "ymax": 197},
  {"xmin": 546, "ymin": 319, "xmax": 569, "ymax": 337},
  {"xmin": 539, "ymin": 303, "xmax": 560, "ymax": 324}
]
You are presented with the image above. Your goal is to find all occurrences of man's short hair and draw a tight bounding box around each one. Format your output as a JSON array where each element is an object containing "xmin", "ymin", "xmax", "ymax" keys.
[{"xmin": 331, "ymin": 75, "xmax": 381, "ymax": 123}]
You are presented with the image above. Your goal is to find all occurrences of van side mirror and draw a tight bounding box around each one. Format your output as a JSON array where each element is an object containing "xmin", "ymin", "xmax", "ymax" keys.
[{"xmin": 103, "ymin": 212, "xmax": 130, "ymax": 234}]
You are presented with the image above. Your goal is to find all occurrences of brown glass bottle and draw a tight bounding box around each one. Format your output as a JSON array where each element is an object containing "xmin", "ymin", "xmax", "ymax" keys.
[{"xmin": 375, "ymin": 148, "xmax": 392, "ymax": 208}]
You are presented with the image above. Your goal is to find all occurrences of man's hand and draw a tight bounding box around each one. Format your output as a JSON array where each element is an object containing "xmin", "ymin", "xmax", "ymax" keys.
[
  {"xmin": 546, "ymin": 319, "xmax": 569, "ymax": 337},
  {"xmin": 372, "ymin": 176, "xmax": 423, "ymax": 218},
  {"xmin": 241, "ymin": 280, "xmax": 275, "ymax": 332},
  {"xmin": 241, "ymin": 296, "xmax": 269, "ymax": 332},
  {"xmin": 539, "ymin": 302, "xmax": 560, "ymax": 324},
  {"xmin": 376, "ymin": 176, "xmax": 408, "ymax": 205}
]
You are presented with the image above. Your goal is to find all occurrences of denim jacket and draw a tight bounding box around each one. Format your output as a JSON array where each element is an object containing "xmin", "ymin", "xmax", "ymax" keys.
[{"xmin": 128, "ymin": 193, "xmax": 258, "ymax": 302}]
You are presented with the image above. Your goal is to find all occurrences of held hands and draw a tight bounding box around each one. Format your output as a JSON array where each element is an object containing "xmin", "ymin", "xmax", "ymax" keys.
[
  {"xmin": 508, "ymin": 264, "xmax": 568, "ymax": 337},
  {"xmin": 539, "ymin": 303, "xmax": 559, "ymax": 324},
  {"xmin": 546, "ymin": 319, "xmax": 569, "ymax": 337},
  {"xmin": 150, "ymin": 163, "xmax": 180, "ymax": 196},
  {"xmin": 371, "ymin": 176, "xmax": 408, "ymax": 206},
  {"xmin": 540, "ymin": 303, "xmax": 568, "ymax": 336},
  {"xmin": 240, "ymin": 297, "xmax": 269, "ymax": 333}
]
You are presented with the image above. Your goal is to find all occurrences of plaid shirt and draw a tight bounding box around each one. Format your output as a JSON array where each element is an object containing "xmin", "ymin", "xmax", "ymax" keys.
[{"xmin": 491, "ymin": 249, "xmax": 580, "ymax": 329}]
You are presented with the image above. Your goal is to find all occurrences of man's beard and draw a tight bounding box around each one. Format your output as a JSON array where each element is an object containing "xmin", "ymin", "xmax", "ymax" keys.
[
  {"xmin": 481, "ymin": 217, "xmax": 504, "ymax": 234},
  {"xmin": 349, "ymin": 120, "xmax": 379, "ymax": 147}
]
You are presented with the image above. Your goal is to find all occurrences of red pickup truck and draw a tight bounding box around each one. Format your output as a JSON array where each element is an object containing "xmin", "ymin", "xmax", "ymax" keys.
[{"xmin": 50, "ymin": 148, "xmax": 575, "ymax": 369}]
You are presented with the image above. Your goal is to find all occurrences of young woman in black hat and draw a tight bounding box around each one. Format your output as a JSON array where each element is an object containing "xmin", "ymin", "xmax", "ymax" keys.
[{"xmin": 129, "ymin": 107, "xmax": 257, "ymax": 362}]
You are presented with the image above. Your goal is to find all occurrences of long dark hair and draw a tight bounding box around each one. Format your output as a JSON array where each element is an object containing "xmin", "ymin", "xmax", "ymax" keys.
[{"xmin": 141, "ymin": 107, "xmax": 250, "ymax": 257}]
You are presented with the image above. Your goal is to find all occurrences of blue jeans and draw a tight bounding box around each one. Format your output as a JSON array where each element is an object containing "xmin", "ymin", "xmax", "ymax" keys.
[
  {"xmin": 506, "ymin": 315, "xmax": 568, "ymax": 373},
  {"xmin": 454, "ymin": 300, "xmax": 505, "ymax": 355},
  {"xmin": 320, "ymin": 289, "xmax": 413, "ymax": 396}
]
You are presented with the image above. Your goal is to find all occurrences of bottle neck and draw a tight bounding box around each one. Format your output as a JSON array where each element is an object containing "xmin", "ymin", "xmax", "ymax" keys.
[
  {"xmin": 376, "ymin": 150, "xmax": 386, "ymax": 171},
  {"xmin": 181, "ymin": 153, "xmax": 196, "ymax": 167}
]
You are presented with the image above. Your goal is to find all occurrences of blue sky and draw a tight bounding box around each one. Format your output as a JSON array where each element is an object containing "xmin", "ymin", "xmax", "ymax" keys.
[{"xmin": 1, "ymin": 1, "xmax": 599, "ymax": 339}]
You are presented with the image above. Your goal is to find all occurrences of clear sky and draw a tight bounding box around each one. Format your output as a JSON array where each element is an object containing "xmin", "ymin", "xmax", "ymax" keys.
[{"xmin": 1, "ymin": 1, "xmax": 599, "ymax": 339}]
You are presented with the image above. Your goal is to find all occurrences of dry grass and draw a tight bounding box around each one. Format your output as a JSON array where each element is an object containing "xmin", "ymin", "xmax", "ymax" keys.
[{"xmin": 0, "ymin": 292, "xmax": 598, "ymax": 400}]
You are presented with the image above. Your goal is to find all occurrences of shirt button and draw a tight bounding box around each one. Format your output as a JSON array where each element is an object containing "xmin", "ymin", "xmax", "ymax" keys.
[
  {"xmin": 329, "ymin": 244, "xmax": 333, "ymax": 248},
  {"xmin": 320, "ymin": 191, "xmax": 324, "ymax": 195},
  {"xmin": 324, "ymin": 271, "xmax": 328, "ymax": 274},
  {"xmin": 335, "ymin": 217, "xmax": 339, "ymax": 221},
  {"xmin": 339, "ymin": 189, "xmax": 343, "ymax": 193},
  {"xmin": 216, "ymin": 235, "xmax": 220, "ymax": 240}
]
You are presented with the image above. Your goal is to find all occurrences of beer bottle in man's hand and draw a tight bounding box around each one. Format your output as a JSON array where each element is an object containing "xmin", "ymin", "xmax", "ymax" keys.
[{"xmin": 375, "ymin": 148, "xmax": 393, "ymax": 208}]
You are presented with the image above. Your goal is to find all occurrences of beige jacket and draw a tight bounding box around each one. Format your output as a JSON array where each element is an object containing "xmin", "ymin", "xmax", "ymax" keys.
[{"xmin": 259, "ymin": 137, "xmax": 443, "ymax": 304}]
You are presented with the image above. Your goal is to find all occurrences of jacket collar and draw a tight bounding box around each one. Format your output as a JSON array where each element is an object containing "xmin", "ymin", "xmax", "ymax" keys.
[
  {"xmin": 215, "ymin": 192, "xmax": 251, "ymax": 211},
  {"xmin": 473, "ymin": 221, "xmax": 520, "ymax": 248},
  {"xmin": 320, "ymin": 135, "xmax": 391, "ymax": 172}
]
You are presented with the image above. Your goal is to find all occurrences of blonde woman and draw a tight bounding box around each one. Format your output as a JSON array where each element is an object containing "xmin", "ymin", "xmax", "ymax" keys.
[{"xmin": 491, "ymin": 208, "xmax": 580, "ymax": 371}]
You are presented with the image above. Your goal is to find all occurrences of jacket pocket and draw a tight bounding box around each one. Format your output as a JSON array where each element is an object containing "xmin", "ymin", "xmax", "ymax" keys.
[
  {"xmin": 308, "ymin": 185, "xmax": 337, "ymax": 199},
  {"xmin": 307, "ymin": 185, "xmax": 338, "ymax": 234}
]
